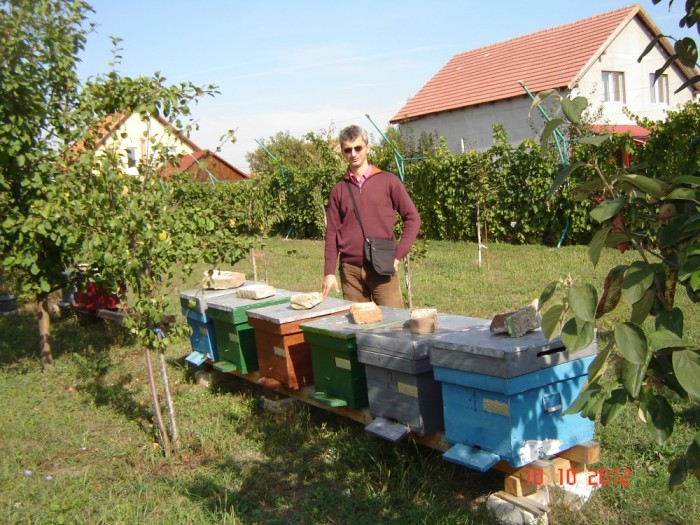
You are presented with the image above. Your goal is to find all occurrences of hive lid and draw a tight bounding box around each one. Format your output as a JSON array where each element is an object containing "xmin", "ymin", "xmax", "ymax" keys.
[
  {"xmin": 204, "ymin": 287, "xmax": 292, "ymax": 313},
  {"xmin": 429, "ymin": 324, "xmax": 597, "ymax": 377},
  {"xmin": 356, "ymin": 314, "xmax": 488, "ymax": 360},
  {"xmin": 299, "ymin": 306, "xmax": 410, "ymax": 339},
  {"xmin": 179, "ymin": 286, "xmax": 245, "ymax": 314},
  {"xmin": 246, "ymin": 297, "xmax": 353, "ymax": 324}
]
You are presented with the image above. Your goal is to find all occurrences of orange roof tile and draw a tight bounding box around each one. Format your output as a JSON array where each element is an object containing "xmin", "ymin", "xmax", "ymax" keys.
[{"xmin": 390, "ymin": 4, "xmax": 691, "ymax": 123}]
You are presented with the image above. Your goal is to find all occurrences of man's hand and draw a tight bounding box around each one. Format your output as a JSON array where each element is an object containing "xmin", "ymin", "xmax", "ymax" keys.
[
  {"xmin": 322, "ymin": 274, "xmax": 340, "ymax": 298},
  {"xmin": 393, "ymin": 258, "xmax": 400, "ymax": 273}
]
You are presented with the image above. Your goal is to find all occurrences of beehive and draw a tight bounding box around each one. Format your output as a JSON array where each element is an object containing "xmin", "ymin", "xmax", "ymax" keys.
[
  {"xmin": 204, "ymin": 288, "xmax": 291, "ymax": 373},
  {"xmin": 246, "ymin": 297, "xmax": 353, "ymax": 389},
  {"xmin": 356, "ymin": 314, "xmax": 488, "ymax": 441},
  {"xmin": 429, "ymin": 325, "xmax": 597, "ymax": 470},
  {"xmin": 299, "ymin": 307, "xmax": 409, "ymax": 409}
]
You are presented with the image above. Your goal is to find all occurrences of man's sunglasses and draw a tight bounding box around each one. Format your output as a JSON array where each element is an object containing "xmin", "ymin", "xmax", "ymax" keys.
[{"xmin": 342, "ymin": 145, "xmax": 364, "ymax": 155}]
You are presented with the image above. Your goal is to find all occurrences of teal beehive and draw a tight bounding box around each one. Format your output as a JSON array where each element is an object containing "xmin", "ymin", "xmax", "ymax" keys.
[
  {"xmin": 179, "ymin": 287, "xmax": 241, "ymax": 365},
  {"xmin": 429, "ymin": 325, "xmax": 597, "ymax": 470}
]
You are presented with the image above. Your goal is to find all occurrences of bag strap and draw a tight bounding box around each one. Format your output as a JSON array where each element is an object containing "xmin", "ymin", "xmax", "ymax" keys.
[{"xmin": 344, "ymin": 180, "xmax": 368, "ymax": 241}]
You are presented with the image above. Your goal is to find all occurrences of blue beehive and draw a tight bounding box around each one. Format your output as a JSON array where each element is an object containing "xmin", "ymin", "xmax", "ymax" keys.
[
  {"xmin": 428, "ymin": 325, "xmax": 597, "ymax": 471},
  {"xmin": 179, "ymin": 287, "xmax": 242, "ymax": 366},
  {"xmin": 356, "ymin": 313, "xmax": 488, "ymax": 442}
]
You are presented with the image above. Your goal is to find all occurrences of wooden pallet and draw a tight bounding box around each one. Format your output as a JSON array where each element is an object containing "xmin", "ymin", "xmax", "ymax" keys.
[{"xmin": 222, "ymin": 366, "xmax": 599, "ymax": 516}]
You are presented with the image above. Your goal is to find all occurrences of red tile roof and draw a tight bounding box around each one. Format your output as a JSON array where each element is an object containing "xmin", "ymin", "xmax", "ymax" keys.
[
  {"xmin": 390, "ymin": 4, "xmax": 694, "ymax": 123},
  {"xmin": 590, "ymin": 124, "xmax": 650, "ymax": 137}
]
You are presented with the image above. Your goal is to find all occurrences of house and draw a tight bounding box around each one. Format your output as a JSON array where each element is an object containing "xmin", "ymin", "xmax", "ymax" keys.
[
  {"xmin": 91, "ymin": 112, "xmax": 248, "ymax": 181},
  {"xmin": 389, "ymin": 4, "xmax": 699, "ymax": 153}
]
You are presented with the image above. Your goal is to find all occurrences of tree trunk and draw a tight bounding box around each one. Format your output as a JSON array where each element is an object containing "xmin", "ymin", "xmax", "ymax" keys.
[
  {"xmin": 403, "ymin": 255, "xmax": 413, "ymax": 309},
  {"xmin": 38, "ymin": 294, "xmax": 53, "ymax": 370},
  {"xmin": 144, "ymin": 346, "xmax": 171, "ymax": 457},
  {"xmin": 158, "ymin": 349, "xmax": 180, "ymax": 452}
]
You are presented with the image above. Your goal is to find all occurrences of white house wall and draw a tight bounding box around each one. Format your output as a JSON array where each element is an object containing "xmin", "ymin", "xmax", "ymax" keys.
[
  {"xmin": 576, "ymin": 16, "xmax": 694, "ymax": 124},
  {"xmin": 97, "ymin": 113, "xmax": 196, "ymax": 176},
  {"xmin": 398, "ymin": 16, "xmax": 695, "ymax": 154}
]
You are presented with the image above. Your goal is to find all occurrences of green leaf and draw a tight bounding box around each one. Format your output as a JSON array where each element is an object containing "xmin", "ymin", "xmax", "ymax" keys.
[
  {"xmin": 587, "ymin": 342, "xmax": 611, "ymax": 383},
  {"xmin": 563, "ymin": 380, "xmax": 602, "ymax": 417},
  {"xmin": 40, "ymin": 279, "xmax": 51, "ymax": 293},
  {"xmin": 615, "ymin": 322, "xmax": 648, "ymax": 365},
  {"xmin": 655, "ymin": 307, "xmax": 684, "ymax": 337},
  {"xmin": 578, "ymin": 134, "xmax": 612, "ymax": 147},
  {"xmin": 590, "ymin": 196, "xmax": 625, "ymax": 224},
  {"xmin": 538, "ymin": 281, "xmax": 559, "ymax": 308},
  {"xmin": 616, "ymin": 174, "xmax": 665, "ymax": 197},
  {"xmin": 638, "ymin": 34, "xmax": 664, "ymax": 63},
  {"xmin": 630, "ymin": 289, "xmax": 655, "ymax": 325},
  {"xmin": 671, "ymin": 175, "xmax": 700, "ymax": 186},
  {"xmin": 649, "ymin": 329, "xmax": 692, "ymax": 353},
  {"xmin": 568, "ymin": 283, "xmax": 597, "ymax": 322},
  {"xmin": 561, "ymin": 96, "xmax": 588, "ymax": 124},
  {"xmin": 596, "ymin": 265, "xmax": 627, "ymax": 318},
  {"xmin": 622, "ymin": 261, "xmax": 655, "ymax": 304},
  {"xmin": 679, "ymin": 255, "xmax": 700, "ymax": 282},
  {"xmin": 588, "ymin": 227, "xmax": 611, "ymax": 267},
  {"xmin": 621, "ymin": 360, "xmax": 646, "ymax": 398},
  {"xmin": 640, "ymin": 390, "xmax": 674, "ymax": 444},
  {"xmin": 666, "ymin": 187, "xmax": 698, "ymax": 202},
  {"xmin": 601, "ymin": 387, "xmax": 628, "ymax": 426},
  {"xmin": 541, "ymin": 303, "xmax": 565, "ymax": 340},
  {"xmin": 672, "ymin": 350, "xmax": 700, "ymax": 401},
  {"xmin": 529, "ymin": 89, "xmax": 559, "ymax": 117},
  {"xmin": 540, "ymin": 118, "xmax": 565, "ymax": 150},
  {"xmin": 560, "ymin": 317, "xmax": 595, "ymax": 353},
  {"xmin": 546, "ymin": 161, "xmax": 585, "ymax": 200},
  {"xmin": 675, "ymin": 37, "xmax": 699, "ymax": 68}
]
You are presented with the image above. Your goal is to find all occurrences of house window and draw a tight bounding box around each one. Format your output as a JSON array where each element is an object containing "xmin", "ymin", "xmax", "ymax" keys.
[
  {"xmin": 125, "ymin": 147, "xmax": 137, "ymax": 168},
  {"xmin": 650, "ymin": 73, "xmax": 669, "ymax": 104},
  {"xmin": 602, "ymin": 71, "xmax": 626, "ymax": 103},
  {"xmin": 167, "ymin": 146, "xmax": 177, "ymax": 157}
]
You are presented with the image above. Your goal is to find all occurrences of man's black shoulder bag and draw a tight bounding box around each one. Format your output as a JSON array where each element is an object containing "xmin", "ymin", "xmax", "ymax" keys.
[{"xmin": 345, "ymin": 180, "xmax": 395, "ymax": 276}]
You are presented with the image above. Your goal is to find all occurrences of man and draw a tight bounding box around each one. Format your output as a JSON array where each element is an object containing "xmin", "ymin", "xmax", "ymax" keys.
[{"xmin": 321, "ymin": 125, "xmax": 421, "ymax": 308}]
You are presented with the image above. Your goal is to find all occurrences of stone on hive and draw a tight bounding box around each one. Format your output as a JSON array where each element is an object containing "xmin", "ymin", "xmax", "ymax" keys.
[
  {"xmin": 236, "ymin": 284, "xmax": 276, "ymax": 300},
  {"xmin": 290, "ymin": 292, "xmax": 323, "ymax": 310},
  {"xmin": 490, "ymin": 300, "xmax": 540, "ymax": 338},
  {"xmin": 409, "ymin": 308, "xmax": 438, "ymax": 334},
  {"xmin": 200, "ymin": 270, "xmax": 246, "ymax": 290},
  {"xmin": 349, "ymin": 302, "xmax": 382, "ymax": 324}
]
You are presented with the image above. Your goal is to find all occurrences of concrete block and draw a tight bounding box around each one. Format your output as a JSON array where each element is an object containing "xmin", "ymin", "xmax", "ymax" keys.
[
  {"xmin": 236, "ymin": 284, "xmax": 276, "ymax": 299},
  {"xmin": 349, "ymin": 302, "xmax": 382, "ymax": 324}
]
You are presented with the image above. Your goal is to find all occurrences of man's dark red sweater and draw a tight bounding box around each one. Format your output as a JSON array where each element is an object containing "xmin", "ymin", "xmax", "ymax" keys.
[{"xmin": 324, "ymin": 166, "xmax": 421, "ymax": 276}]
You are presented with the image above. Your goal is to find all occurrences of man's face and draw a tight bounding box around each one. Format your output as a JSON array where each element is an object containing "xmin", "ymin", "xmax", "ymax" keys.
[{"xmin": 341, "ymin": 136, "xmax": 369, "ymax": 173}]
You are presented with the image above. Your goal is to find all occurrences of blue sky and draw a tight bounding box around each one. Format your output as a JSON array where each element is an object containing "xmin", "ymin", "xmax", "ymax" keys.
[{"xmin": 76, "ymin": 1, "xmax": 696, "ymax": 172}]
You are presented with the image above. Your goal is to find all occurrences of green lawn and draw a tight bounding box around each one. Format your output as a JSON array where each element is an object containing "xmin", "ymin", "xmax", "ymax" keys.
[{"xmin": 1, "ymin": 238, "xmax": 698, "ymax": 524}]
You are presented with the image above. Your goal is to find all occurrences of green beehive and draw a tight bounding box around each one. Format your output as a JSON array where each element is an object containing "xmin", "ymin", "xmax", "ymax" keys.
[
  {"xmin": 300, "ymin": 306, "xmax": 409, "ymax": 409},
  {"xmin": 205, "ymin": 287, "xmax": 292, "ymax": 374}
]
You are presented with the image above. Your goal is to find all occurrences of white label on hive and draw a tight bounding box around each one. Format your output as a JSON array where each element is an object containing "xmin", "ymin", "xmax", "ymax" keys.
[
  {"xmin": 398, "ymin": 382, "xmax": 418, "ymax": 398},
  {"xmin": 273, "ymin": 346, "xmax": 286, "ymax": 357},
  {"xmin": 199, "ymin": 326, "xmax": 208, "ymax": 335},
  {"xmin": 518, "ymin": 439, "xmax": 563, "ymax": 464},
  {"xmin": 335, "ymin": 357, "xmax": 351, "ymax": 370},
  {"xmin": 483, "ymin": 398, "xmax": 510, "ymax": 417},
  {"xmin": 228, "ymin": 333, "xmax": 239, "ymax": 343}
]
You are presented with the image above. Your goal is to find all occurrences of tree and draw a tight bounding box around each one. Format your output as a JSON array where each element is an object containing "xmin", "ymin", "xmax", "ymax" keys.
[
  {"xmin": 1, "ymin": 0, "xmax": 93, "ymax": 368},
  {"xmin": 534, "ymin": 0, "xmax": 700, "ymax": 486},
  {"xmin": 1, "ymin": 0, "xmax": 250, "ymax": 454}
]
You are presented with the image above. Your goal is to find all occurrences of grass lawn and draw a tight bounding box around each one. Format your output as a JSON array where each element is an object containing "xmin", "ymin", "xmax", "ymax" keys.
[{"xmin": 0, "ymin": 237, "xmax": 698, "ymax": 524}]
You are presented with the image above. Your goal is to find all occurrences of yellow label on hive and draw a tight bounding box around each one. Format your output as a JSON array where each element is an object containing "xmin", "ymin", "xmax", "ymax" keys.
[
  {"xmin": 397, "ymin": 382, "xmax": 418, "ymax": 398},
  {"xmin": 335, "ymin": 357, "xmax": 351, "ymax": 370},
  {"xmin": 273, "ymin": 346, "xmax": 286, "ymax": 357},
  {"xmin": 229, "ymin": 333, "xmax": 239, "ymax": 343},
  {"xmin": 199, "ymin": 326, "xmax": 208, "ymax": 335},
  {"xmin": 483, "ymin": 398, "xmax": 510, "ymax": 417}
]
